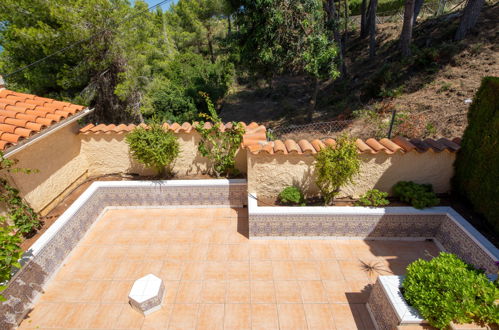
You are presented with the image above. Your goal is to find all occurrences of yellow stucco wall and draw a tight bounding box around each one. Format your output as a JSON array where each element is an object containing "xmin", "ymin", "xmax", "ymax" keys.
[
  {"xmin": 247, "ymin": 151, "xmax": 456, "ymax": 198},
  {"xmin": 80, "ymin": 131, "xmax": 247, "ymax": 177},
  {"xmin": 6, "ymin": 122, "xmax": 89, "ymax": 214}
]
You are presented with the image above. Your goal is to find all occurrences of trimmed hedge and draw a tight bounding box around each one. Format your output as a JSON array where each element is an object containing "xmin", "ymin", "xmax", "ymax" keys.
[{"xmin": 452, "ymin": 77, "xmax": 499, "ymax": 233}]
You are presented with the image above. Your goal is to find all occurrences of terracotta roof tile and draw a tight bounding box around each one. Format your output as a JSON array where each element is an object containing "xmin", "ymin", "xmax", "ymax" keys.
[
  {"xmin": 247, "ymin": 136, "xmax": 460, "ymax": 155},
  {"xmin": 0, "ymin": 89, "xmax": 86, "ymax": 150}
]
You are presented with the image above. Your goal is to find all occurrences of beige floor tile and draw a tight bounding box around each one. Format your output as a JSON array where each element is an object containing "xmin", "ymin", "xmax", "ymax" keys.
[
  {"xmin": 293, "ymin": 261, "xmax": 321, "ymax": 280},
  {"xmin": 93, "ymin": 261, "xmax": 122, "ymax": 280},
  {"xmin": 275, "ymin": 281, "xmax": 302, "ymax": 303},
  {"xmin": 141, "ymin": 304, "xmax": 173, "ymax": 330},
  {"xmin": 323, "ymin": 280, "xmax": 350, "ymax": 303},
  {"xmin": 204, "ymin": 262, "xmax": 227, "ymax": 280},
  {"xmin": 115, "ymin": 305, "xmax": 146, "ymax": 329},
  {"xmin": 331, "ymin": 241, "xmax": 356, "ymax": 259},
  {"xmin": 251, "ymin": 304, "xmax": 279, "ymax": 330},
  {"xmin": 101, "ymin": 280, "xmax": 134, "ymax": 303},
  {"xmin": 63, "ymin": 303, "xmax": 100, "ymax": 328},
  {"xmin": 38, "ymin": 280, "xmax": 85, "ymax": 302},
  {"xmin": 206, "ymin": 244, "xmax": 229, "ymax": 261},
  {"xmin": 182, "ymin": 262, "xmax": 206, "ymax": 280},
  {"xmin": 226, "ymin": 261, "xmax": 250, "ymax": 280},
  {"xmin": 338, "ymin": 260, "xmax": 370, "ymax": 281},
  {"xmin": 188, "ymin": 244, "xmax": 209, "ymax": 260},
  {"xmin": 251, "ymin": 280, "xmax": 276, "ymax": 303},
  {"xmin": 304, "ymin": 303, "xmax": 336, "ymax": 330},
  {"xmin": 290, "ymin": 243, "xmax": 315, "ymax": 260},
  {"xmin": 20, "ymin": 303, "xmax": 72, "ymax": 328},
  {"xmin": 270, "ymin": 243, "xmax": 293, "ymax": 260},
  {"xmin": 200, "ymin": 280, "xmax": 226, "ymax": 303},
  {"xmin": 227, "ymin": 244, "xmax": 249, "ymax": 261},
  {"xmin": 166, "ymin": 244, "xmax": 192, "ymax": 260},
  {"xmin": 163, "ymin": 280, "xmax": 181, "ymax": 303},
  {"xmin": 311, "ymin": 243, "xmax": 337, "ymax": 260},
  {"xmin": 168, "ymin": 304, "xmax": 199, "ymax": 329},
  {"xmin": 160, "ymin": 261, "xmax": 184, "ymax": 281},
  {"xmin": 176, "ymin": 281, "xmax": 203, "ymax": 303},
  {"xmin": 299, "ymin": 280, "xmax": 328, "ymax": 303},
  {"xmin": 277, "ymin": 304, "xmax": 308, "ymax": 330},
  {"xmin": 226, "ymin": 280, "xmax": 251, "ymax": 303},
  {"xmin": 272, "ymin": 261, "xmax": 295, "ymax": 280},
  {"xmin": 224, "ymin": 304, "xmax": 251, "ymax": 329},
  {"xmin": 147, "ymin": 244, "xmax": 171, "ymax": 260},
  {"xmin": 318, "ymin": 260, "xmax": 344, "ymax": 280},
  {"xmin": 81, "ymin": 280, "xmax": 113, "ymax": 302},
  {"xmin": 249, "ymin": 244, "xmax": 271, "ymax": 260},
  {"xmin": 330, "ymin": 303, "xmax": 361, "ymax": 330},
  {"xmin": 196, "ymin": 304, "xmax": 225, "ymax": 330},
  {"xmin": 87, "ymin": 303, "xmax": 124, "ymax": 328},
  {"xmin": 250, "ymin": 261, "xmax": 274, "ymax": 280}
]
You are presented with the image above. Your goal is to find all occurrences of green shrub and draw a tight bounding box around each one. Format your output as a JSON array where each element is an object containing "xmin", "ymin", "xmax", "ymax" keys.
[
  {"xmin": 403, "ymin": 252, "xmax": 499, "ymax": 329},
  {"xmin": 315, "ymin": 135, "xmax": 360, "ymax": 204},
  {"xmin": 278, "ymin": 186, "xmax": 305, "ymax": 206},
  {"xmin": 125, "ymin": 123, "xmax": 180, "ymax": 177},
  {"xmin": 453, "ymin": 77, "xmax": 499, "ymax": 234},
  {"xmin": 393, "ymin": 181, "xmax": 439, "ymax": 209},
  {"xmin": 195, "ymin": 93, "xmax": 245, "ymax": 178},
  {"xmin": 355, "ymin": 189, "xmax": 389, "ymax": 207},
  {"xmin": 0, "ymin": 225, "xmax": 22, "ymax": 301}
]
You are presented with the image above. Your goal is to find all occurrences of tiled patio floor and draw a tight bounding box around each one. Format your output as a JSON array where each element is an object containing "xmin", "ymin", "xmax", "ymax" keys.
[{"xmin": 19, "ymin": 208, "xmax": 440, "ymax": 329}]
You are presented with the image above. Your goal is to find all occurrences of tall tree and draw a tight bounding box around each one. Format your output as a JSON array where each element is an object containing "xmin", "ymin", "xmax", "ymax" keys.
[
  {"xmin": 360, "ymin": 0, "xmax": 369, "ymax": 38},
  {"xmin": 454, "ymin": 0, "xmax": 485, "ymax": 40},
  {"xmin": 400, "ymin": 0, "xmax": 416, "ymax": 57},
  {"xmin": 367, "ymin": 0, "xmax": 378, "ymax": 58},
  {"xmin": 413, "ymin": 0, "xmax": 424, "ymax": 25}
]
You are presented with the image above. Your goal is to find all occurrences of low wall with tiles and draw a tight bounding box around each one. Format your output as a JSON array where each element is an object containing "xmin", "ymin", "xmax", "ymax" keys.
[
  {"xmin": 0, "ymin": 179, "xmax": 247, "ymax": 329},
  {"xmin": 247, "ymin": 150, "xmax": 456, "ymax": 199},
  {"xmin": 248, "ymin": 194, "xmax": 499, "ymax": 274}
]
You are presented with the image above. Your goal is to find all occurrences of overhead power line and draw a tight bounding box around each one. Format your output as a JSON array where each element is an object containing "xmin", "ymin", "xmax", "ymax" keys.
[{"xmin": 3, "ymin": 0, "xmax": 173, "ymax": 79}]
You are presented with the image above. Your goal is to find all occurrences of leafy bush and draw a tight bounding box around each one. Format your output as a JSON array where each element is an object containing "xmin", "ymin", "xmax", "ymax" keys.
[
  {"xmin": 278, "ymin": 186, "xmax": 305, "ymax": 206},
  {"xmin": 0, "ymin": 225, "xmax": 22, "ymax": 301},
  {"xmin": 195, "ymin": 93, "xmax": 245, "ymax": 178},
  {"xmin": 393, "ymin": 181, "xmax": 439, "ymax": 209},
  {"xmin": 403, "ymin": 252, "xmax": 499, "ymax": 329},
  {"xmin": 315, "ymin": 135, "xmax": 360, "ymax": 204},
  {"xmin": 453, "ymin": 77, "xmax": 499, "ymax": 234},
  {"xmin": 0, "ymin": 151, "xmax": 40, "ymax": 236},
  {"xmin": 125, "ymin": 123, "xmax": 180, "ymax": 177},
  {"xmin": 355, "ymin": 189, "xmax": 389, "ymax": 207}
]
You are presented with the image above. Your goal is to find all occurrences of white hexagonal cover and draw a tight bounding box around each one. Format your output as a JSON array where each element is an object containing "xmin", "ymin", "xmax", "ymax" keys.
[{"xmin": 128, "ymin": 274, "xmax": 164, "ymax": 316}]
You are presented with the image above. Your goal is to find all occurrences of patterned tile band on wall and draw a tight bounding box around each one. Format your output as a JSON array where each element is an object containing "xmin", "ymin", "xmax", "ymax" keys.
[
  {"xmin": 0, "ymin": 180, "xmax": 247, "ymax": 329},
  {"xmin": 368, "ymin": 279, "xmax": 400, "ymax": 330},
  {"xmin": 249, "ymin": 214, "xmax": 445, "ymax": 238}
]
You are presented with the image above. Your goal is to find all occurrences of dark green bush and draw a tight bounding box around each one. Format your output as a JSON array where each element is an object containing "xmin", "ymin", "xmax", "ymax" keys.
[
  {"xmin": 278, "ymin": 186, "xmax": 305, "ymax": 206},
  {"xmin": 125, "ymin": 124, "xmax": 180, "ymax": 177},
  {"xmin": 453, "ymin": 77, "xmax": 499, "ymax": 233},
  {"xmin": 355, "ymin": 189, "xmax": 389, "ymax": 207},
  {"xmin": 403, "ymin": 252, "xmax": 499, "ymax": 329},
  {"xmin": 393, "ymin": 181, "xmax": 439, "ymax": 209}
]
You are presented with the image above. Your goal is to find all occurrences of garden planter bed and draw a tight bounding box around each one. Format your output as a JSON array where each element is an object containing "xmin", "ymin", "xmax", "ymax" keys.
[{"xmin": 368, "ymin": 276, "xmax": 491, "ymax": 330}]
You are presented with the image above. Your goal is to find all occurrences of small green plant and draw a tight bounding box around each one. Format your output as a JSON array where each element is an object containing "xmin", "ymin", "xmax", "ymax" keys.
[
  {"xmin": 0, "ymin": 151, "xmax": 40, "ymax": 236},
  {"xmin": 315, "ymin": 135, "xmax": 360, "ymax": 205},
  {"xmin": 278, "ymin": 186, "xmax": 305, "ymax": 206},
  {"xmin": 195, "ymin": 92, "xmax": 245, "ymax": 177},
  {"xmin": 355, "ymin": 189, "xmax": 389, "ymax": 207},
  {"xmin": 403, "ymin": 252, "xmax": 499, "ymax": 329},
  {"xmin": 0, "ymin": 225, "xmax": 23, "ymax": 301},
  {"xmin": 393, "ymin": 181, "xmax": 440, "ymax": 209},
  {"xmin": 125, "ymin": 123, "xmax": 180, "ymax": 177},
  {"xmin": 437, "ymin": 82, "xmax": 452, "ymax": 93}
]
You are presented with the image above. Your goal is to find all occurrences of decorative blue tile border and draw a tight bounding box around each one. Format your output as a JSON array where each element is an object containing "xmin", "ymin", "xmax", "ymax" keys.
[
  {"xmin": 248, "ymin": 193, "xmax": 499, "ymax": 274},
  {"xmin": 0, "ymin": 179, "xmax": 247, "ymax": 329}
]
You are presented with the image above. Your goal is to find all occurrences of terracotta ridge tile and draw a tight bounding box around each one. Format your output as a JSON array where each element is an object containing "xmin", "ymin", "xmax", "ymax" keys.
[
  {"xmin": 391, "ymin": 136, "xmax": 416, "ymax": 152},
  {"xmin": 25, "ymin": 122, "xmax": 45, "ymax": 131},
  {"xmin": 437, "ymin": 138, "xmax": 460, "ymax": 152},
  {"xmin": 17, "ymin": 113, "xmax": 39, "ymax": 122},
  {"xmin": 169, "ymin": 122, "xmax": 181, "ymax": 132},
  {"xmin": 261, "ymin": 141, "xmax": 274, "ymax": 154},
  {"xmin": 409, "ymin": 138, "xmax": 432, "ymax": 152},
  {"xmin": 80, "ymin": 124, "xmax": 95, "ymax": 133},
  {"xmin": 452, "ymin": 137, "xmax": 461, "ymax": 145},
  {"xmin": 365, "ymin": 138, "xmax": 390, "ymax": 153},
  {"xmin": 355, "ymin": 139, "xmax": 375, "ymax": 153},
  {"xmin": 0, "ymin": 132, "xmax": 22, "ymax": 143},
  {"xmin": 0, "ymin": 140, "xmax": 13, "ymax": 150},
  {"xmin": 423, "ymin": 138, "xmax": 446, "ymax": 152},
  {"xmin": 181, "ymin": 122, "xmax": 192, "ymax": 132},
  {"xmin": 247, "ymin": 143, "xmax": 263, "ymax": 154},
  {"xmin": 14, "ymin": 127, "xmax": 33, "ymax": 137},
  {"xmin": 379, "ymin": 138, "xmax": 403, "ymax": 153},
  {"xmin": 324, "ymin": 138, "xmax": 336, "ymax": 148},
  {"xmin": 284, "ymin": 139, "xmax": 300, "ymax": 154},
  {"xmin": 91, "ymin": 124, "xmax": 108, "ymax": 132},
  {"xmin": 298, "ymin": 139, "xmax": 315, "ymax": 154},
  {"xmin": 0, "ymin": 123, "xmax": 17, "ymax": 133},
  {"xmin": 310, "ymin": 139, "xmax": 325, "ymax": 152},
  {"xmin": 273, "ymin": 140, "xmax": 287, "ymax": 154}
]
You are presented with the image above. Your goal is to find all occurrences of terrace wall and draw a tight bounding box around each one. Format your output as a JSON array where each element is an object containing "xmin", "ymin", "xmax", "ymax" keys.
[{"xmin": 247, "ymin": 150, "xmax": 456, "ymax": 199}]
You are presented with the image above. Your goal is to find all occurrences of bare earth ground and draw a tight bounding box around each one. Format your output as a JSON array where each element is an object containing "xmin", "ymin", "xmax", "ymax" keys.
[
  {"xmin": 220, "ymin": 3, "xmax": 499, "ymax": 139},
  {"xmin": 20, "ymin": 208, "xmax": 440, "ymax": 329}
]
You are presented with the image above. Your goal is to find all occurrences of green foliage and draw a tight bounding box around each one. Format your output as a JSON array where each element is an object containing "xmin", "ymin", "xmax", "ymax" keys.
[
  {"xmin": 195, "ymin": 92, "xmax": 245, "ymax": 177},
  {"xmin": 355, "ymin": 189, "xmax": 389, "ymax": 207},
  {"xmin": 403, "ymin": 253, "xmax": 499, "ymax": 329},
  {"xmin": 315, "ymin": 135, "xmax": 360, "ymax": 204},
  {"xmin": 125, "ymin": 123, "xmax": 180, "ymax": 177},
  {"xmin": 278, "ymin": 186, "xmax": 305, "ymax": 206},
  {"xmin": 453, "ymin": 77, "xmax": 499, "ymax": 233},
  {"xmin": 393, "ymin": 181, "xmax": 440, "ymax": 209},
  {"xmin": 0, "ymin": 152, "xmax": 40, "ymax": 236},
  {"xmin": 0, "ymin": 225, "xmax": 23, "ymax": 301}
]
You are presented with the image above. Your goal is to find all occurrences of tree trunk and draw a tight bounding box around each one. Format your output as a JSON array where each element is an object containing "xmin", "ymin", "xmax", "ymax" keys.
[
  {"xmin": 308, "ymin": 77, "xmax": 320, "ymax": 122},
  {"xmin": 400, "ymin": 0, "xmax": 415, "ymax": 57},
  {"xmin": 360, "ymin": 0, "xmax": 369, "ymax": 38},
  {"xmin": 413, "ymin": 0, "xmax": 424, "ymax": 25},
  {"xmin": 206, "ymin": 27, "xmax": 215, "ymax": 63},
  {"xmin": 227, "ymin": 15, "xmax": 232, "ymax": 35},
  {"xmin": 368, "ymin": 0, "xmax": 378, "ymax": 58},
  {"xmin": 454, "ymin": 0, "xmax": 485, "ymax": 40},
  {"xmin": 325, "ymin": 0, "xmax": 346, "ymax": 77}
]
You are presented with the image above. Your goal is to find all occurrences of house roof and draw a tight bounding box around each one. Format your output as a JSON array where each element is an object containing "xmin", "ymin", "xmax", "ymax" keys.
[
  {"xmin": 79, "ymin": 122, "xmax": 267, "ymax": 147},
  {"xmin": 0, "ymin": 89, "xmax": 86, "ymax": 150},
  {"xmin": 246, "ymin": 136, "xmax": 461, "ymax": 155}
]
